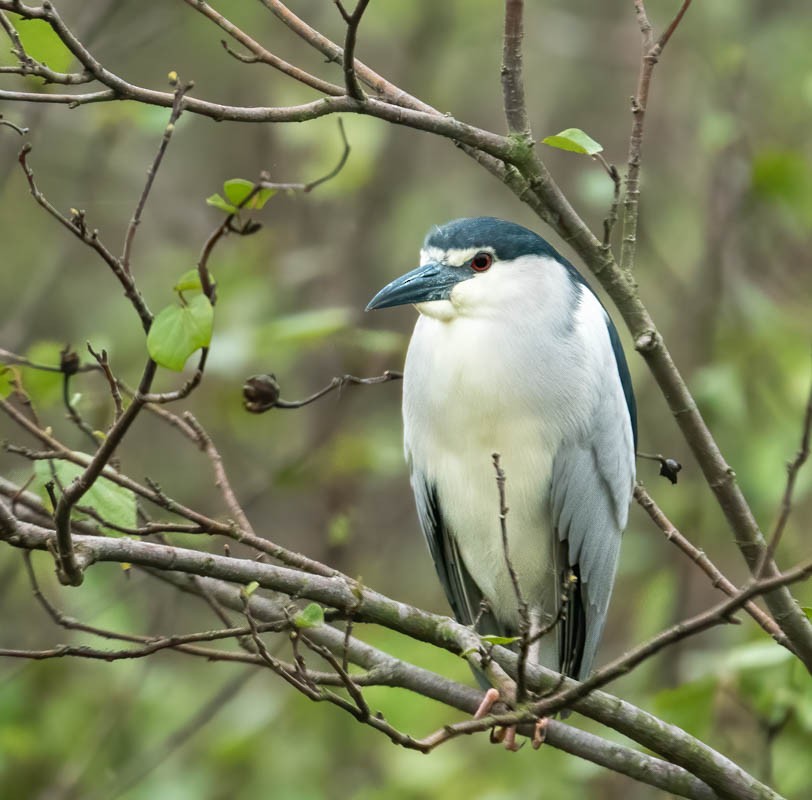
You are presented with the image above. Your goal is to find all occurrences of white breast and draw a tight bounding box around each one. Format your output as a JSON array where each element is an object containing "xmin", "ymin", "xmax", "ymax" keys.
[{"xmin": 402, "ymin": 258, "xmax": 600, "ymax": 631}]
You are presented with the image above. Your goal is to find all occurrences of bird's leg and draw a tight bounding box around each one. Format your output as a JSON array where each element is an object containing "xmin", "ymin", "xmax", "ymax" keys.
[
  {"xmin": 473, "ymin": 687, "xmax": 501, "ymax": 720},
  {"xmin": 474, "ymin": 687, "xmax": 523, "ymax": 750},
  {"xmin": 532, "ymin": 717, "xmax": 549, "ymax": 750},
  {"xmin": 474, "ymin": 684, "xmax": 530, "ymax": 751}
]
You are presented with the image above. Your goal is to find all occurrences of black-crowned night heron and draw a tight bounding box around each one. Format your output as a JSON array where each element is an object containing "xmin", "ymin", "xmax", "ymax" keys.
[{"xmin": 367, "ymin": 217, "xmax": 636, "ymax": 723}]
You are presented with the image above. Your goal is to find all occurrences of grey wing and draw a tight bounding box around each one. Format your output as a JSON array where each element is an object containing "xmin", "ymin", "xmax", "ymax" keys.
[
  {"xmin": 550, "ymin": 326, "xmax": 636, "ymax": 680},
  {"xmin": 410, "ymin": 473, "xmax": 505, "ymax": 637}
]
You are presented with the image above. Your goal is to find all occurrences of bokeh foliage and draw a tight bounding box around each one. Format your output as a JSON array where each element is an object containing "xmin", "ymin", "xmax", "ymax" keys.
[{"xmin": 1, "ymin": 1, "xmax": 810, "ymax": 798}]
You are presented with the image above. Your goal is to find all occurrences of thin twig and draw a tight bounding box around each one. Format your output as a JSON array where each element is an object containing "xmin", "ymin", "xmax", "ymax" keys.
[
  {"xmin": 61, "ymin": 348, "xmax": 101, "ymax": 450},
  {"xmin": 141, "ymin": 349, "xmax": 208, "ymax": 404},
  {"xmin": 634, "ymin": 483, "xmax": 792, "ymax": 651},
  {"xmin": 244, "ymin": 370, "xmax": 402, "ymax": 413},
  {"xmin": 0, "ymin": 402, "xmax": 340, "ymax": 578},
  {"xmin": 500, "ymin": 0, "xmax": 531, "ymax": 136},
  {"xmin": 620, "ymin": 0, "xmax": 694, "ymax": 274},
  {"xmin": 181, "ymin": 0, "xmax": 344, "ymax": 96},
  {"xmin": 0, "ymin": 346, "xmax": 99, "ymax": 374},
  {"xmin": 0, "ymin": 8, "xmax": 91, "ymax": 86},
  {"xmin": 334, "ymin": 0, "xmax": 370, "ymax": 100},
  {"xmin": 261, "ymin": 118, "xmax": 351, "ymax": 194},
  {"xmin": 121, "ymin": 79, "xmax": 193, "ymax": 275},
  {"xmin": 0, "ymin": 112, "xmax": 28, "ymax": 135},
  {"xmin": 491, "ymin": 454, "xmax": 530, "ymax": 704},
  {"xmin": 598, "ymin": 157, "xmax": 621, "ymax": 248},
  {"xmin": 757, "ymin": 365, "xmax": 812, "ymax": 576},
  {"xmin": 182, "ymin": 412, "xmax": 255, "ymax": 536},
  {"xmin": 17, "ymin": 145, "xmax": 153, "ymax": 331},
  {"xmin": 86, "ymin": 343, "xmax": 123, "ymax": 420}
]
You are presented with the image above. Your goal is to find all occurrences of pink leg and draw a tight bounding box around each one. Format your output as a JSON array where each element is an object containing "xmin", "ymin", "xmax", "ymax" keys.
[
  {"xmin": 532, "ymin": 717, "xmax": 549, "ymax": 750},
  {"xmin": 473, "ymin": 688, "xmax": 500, "ymax": 719}
]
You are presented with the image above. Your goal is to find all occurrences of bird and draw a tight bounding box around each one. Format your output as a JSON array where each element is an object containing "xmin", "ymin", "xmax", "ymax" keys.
[{"xmin": 366, "ymin": 217, "xmax": 636, "ymax": 708}]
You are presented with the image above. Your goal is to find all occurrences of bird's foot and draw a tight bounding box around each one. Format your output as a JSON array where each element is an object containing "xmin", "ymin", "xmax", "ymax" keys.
[
  {"xmin": 491, "ymin": 725, "xmax": 523, "ymax": 751},
  {"xmin": 531, "ymin": 717, "xmax": 548, "ymax": 750},
  {"xmin": 475, "ymin": 689, "xmax": 525, "ymax": 751}
]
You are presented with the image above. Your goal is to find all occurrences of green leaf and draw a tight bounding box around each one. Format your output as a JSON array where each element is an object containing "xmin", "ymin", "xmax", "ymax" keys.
[
  {"xmin": 803, "ymin": 607, "xmax": 812, "ymax": 621},
  {"xmin": 242, "ymin": 581, "xmax": 260, "ymax": 598},
  {"xmin": 205, "ymin": 193, "xmax": 238, "ymax": 214},
  {"xmin": 223, "ymin": 179, "xmax": 276, "ymax": 210},
  {"xmin": 542, "ymin": 128, "xmax": 604, "ymax": 156},
  {"xmin": 173, "ymin": 269, "xmax": 203, "ymax": 293},
  {"xmin": 480, "ymin": 635, "xmax": 521, "ymax": 646},
  {"xmin": 293, "ymin": 603, "xmax": 324, "ymax": 629},
  {"xmin": 147, "ymin": 294, "xmax": 213, "ymax": 371},
  {"xmin": 34, "ymin": 458, "xmax": 137, "ymax": 535}
]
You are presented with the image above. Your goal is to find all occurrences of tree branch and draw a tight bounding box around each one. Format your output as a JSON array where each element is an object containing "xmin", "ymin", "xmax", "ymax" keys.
[
  {"xmin": 17, "ymin": 145, "xmax": 153, "ymax": 331},
  {"xmin": 181, "ymin": 0, "xmax": 344, "ymax": 96},
  {"xmin": 757, "ymin": 364, "xmax": 812, "ymax": 575},
  {"xmin": 120, "ymin": 78, "xmax": 192, "ymax": 276},
  {"xmin": 634, "ymin": 483, "xmax": 792, "ymax": 650},
  {"xmin": 620, "ymin": 0, "xmax": 693, "ymax": 274},
  {"xmin": 501, "ymin": 0, "xmax": 531, "ymax": 136},
  {"xmin": 169, "ymin": 572, "xmax": 722, "ymax": 800},
  {"xmin": 0, "ymin": 509, "xmax": 799, "ymax": 799},
  {"xmin": 334, "ymin": 0, "xmax": 370, "ymax": 100}
]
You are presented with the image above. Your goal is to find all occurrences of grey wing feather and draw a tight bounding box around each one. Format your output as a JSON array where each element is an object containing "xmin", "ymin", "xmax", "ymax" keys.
[{"xmin": 550, "ymin": 413, "xmax": 633, "ymax": 680}]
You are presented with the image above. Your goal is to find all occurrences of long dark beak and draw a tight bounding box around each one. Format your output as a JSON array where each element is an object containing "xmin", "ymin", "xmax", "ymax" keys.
[{"xmin": 365, "ymin": 262, "xmax": 469, "ymax": 311}]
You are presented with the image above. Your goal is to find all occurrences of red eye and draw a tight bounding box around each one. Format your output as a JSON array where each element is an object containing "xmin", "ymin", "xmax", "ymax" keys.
[{"xmin": 471, "ymin": 252, "xmax": 493, "ymax": 272}]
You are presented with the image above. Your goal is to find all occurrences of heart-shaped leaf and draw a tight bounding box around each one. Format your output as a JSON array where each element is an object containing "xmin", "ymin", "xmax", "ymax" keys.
[{"xmin": 147, "ymin": 294, "xmax": 213, "ymax": 371}]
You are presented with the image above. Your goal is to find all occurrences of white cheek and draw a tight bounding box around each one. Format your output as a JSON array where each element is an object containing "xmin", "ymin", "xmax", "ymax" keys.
[
  {"xmin": 449, "ymin": 272, "xmax": 496, "ymax": 312},
  {"xmin": 415, "ymin": 299, "xmax": 456, "ymax": 321}
]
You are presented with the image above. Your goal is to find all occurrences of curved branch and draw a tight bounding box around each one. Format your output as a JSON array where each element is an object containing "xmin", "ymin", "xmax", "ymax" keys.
[
  {"xmin": 171, "ymin": 573, "xmax": 719, "ymax": 800},
  {"xmin": 0, "ymin": 512, "xmax": 795, "ymax": 800}
]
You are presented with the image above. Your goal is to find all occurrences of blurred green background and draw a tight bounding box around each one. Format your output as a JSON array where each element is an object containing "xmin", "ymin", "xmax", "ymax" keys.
[{"xmin": 1, "ymin": 1, "xmax": 811, "ymax": 798}]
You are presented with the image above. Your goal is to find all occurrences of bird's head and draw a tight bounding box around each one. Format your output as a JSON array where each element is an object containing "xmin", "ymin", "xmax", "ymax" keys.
[{"xmin": 366, "ymin": 217, "xmax": 582, "ymax": 321}]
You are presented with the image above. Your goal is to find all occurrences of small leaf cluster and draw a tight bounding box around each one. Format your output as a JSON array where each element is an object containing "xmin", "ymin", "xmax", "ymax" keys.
[{"xmin": 206, "ymin": 178, "xmax": 275, "ymax": 215}]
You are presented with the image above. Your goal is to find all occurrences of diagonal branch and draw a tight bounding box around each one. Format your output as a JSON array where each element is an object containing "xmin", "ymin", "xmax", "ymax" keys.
[
  {"xmin": 634, "ymin": 483, "xmax": 792, "ymax": 651},
  {"xmin": 17, "ymin": 145, "xmax": 153, "ymax": 331}
]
